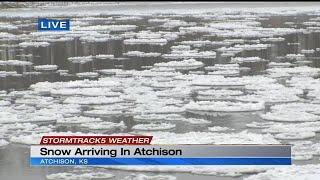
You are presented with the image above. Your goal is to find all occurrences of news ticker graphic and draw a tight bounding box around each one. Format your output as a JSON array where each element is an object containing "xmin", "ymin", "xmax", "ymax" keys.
[
  {"xmin": 30, "ymin": 136, "xmax": 291, "ymax": 166},
  {"xmin": 40, "ymin": 136, "xmax": 153, "ymax": 145}
]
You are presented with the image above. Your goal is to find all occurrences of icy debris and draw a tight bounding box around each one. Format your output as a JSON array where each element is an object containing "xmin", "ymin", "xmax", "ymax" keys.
[
  {"xmin": 132, "ymin": 123, "xmax": 175, "ymax": 131},
  {"xmin": 0, "ymin": 100, "xmax": 11, "ymax": 106},
  {"xmin": 162, "ymin": 19, "xmax": 194, "ymax": 28},
  {"xmin": 95, "ymin": 54, "xmax": 114, "ymax": 59},
  {"xmin": 124, "ymin": 38, "xmax": 168, "ymax": 46},
  {"xmin": 0, "ymin": 139, "xmax": 9, "ymax": 147},
  {"xmin": 34, "ymin": 65, "xmax": 58, "ymax": 71},
  {"xmin": 269, "ymin": 103, "xmax": 320, "ymax": 115},
  {"xmin": 268, "ymin": 62, "xmax": 293, "ymax": 68},
  {"xmin": 262, "ymin": 121, "xmax": 320, "ymax": 134},
  {"xmin": 301, "ymin": 49, "xmax": 315, "ymax": 54},
  {"xmin": 68, "ymin": 56, "xmax": 93, "ymax": 64},
  {"xmin": 63, "ymin": 96, "xmax": 123, "ymax": 105},
  {"xmin": 266, "ymin": 66, "xmax": 320, "ymax": 77},
  {"xmin": 261, "ymin": 37, "xmax": 285, "ymax": 42},
  {"xmin": 0, "ymin": 60, "xmax": 33, "ymax": 66},
  {"xmin": 154, "ymin": 59, "xmax": 204, "ymax": 70},
  {"xmin": 10, "ymin": 132, "xmax": 89, "ymax": 145},
  {"xmin": 80, "ymin": 121, "xmax": 126, "ymax": 130},
  {"xmin": 180, "ymin": 40, "xmax": 214, "ymax": 46},
  {"xmin": 105, "ymin": 165, "xmax": 270, "ymax": 177},
  {"xmin": 19, "ymin": 41, "xmax": 50, "ymax": 48},
  {"xmin": 231, "ymin": 56, "xmax": 268, "ymax": 63},
  {"xmin": 123, "ymin": 173, "xmax": 176, "ymax": 180},
  {"xmin": 57, "ymin": 116, "xmax": 103, "ymax": 124},
  {"xmin": 191, "ymin": 75, "xmax": 245, "ymax": 87},
  {"xmin": 235, "ymin": 90, "xmax": 301, "ymax": 103},
  {"xmin": 51, "ymin": 88, "xmax": 121, "ymax": 97},
  {"xmin": 285, "ymin": 53, "xmax": 305, "ymax": 60},
  {"xmin": 197, "ymin": 89, "xmax": 243, "ymax": 101},
  {"xmin": 291, "ymin": 141, "xmax": 314, "ymax": 160},
  {"xmin": 123, "ymin": 51, "xmax": 161, "ymax": 57},
  {"xmin": 84, "ymin": 109, "xmax": 124, "ymax": 117},
  {"xmin": 209, "ymin": 21, "xmax": 261, "ymax": 29},
  {"xmin": 185, "ymin": 101, "xmax": 265, "ymax": 113},
  {"xmin": 208, "ymin": 126, "xmax": 234, "ymax": 132},
  {"xmin": 46, "ymin": 172, "xmax": 114, "ymax": 180},
  {"xmin": 179, "ymin": 118, "xmax": 211, "ymax": 125},
  {"xmin": 170, "ymin": 45, "xmax": 191, "ymax": 51},
  {"xmin": 275, "ymin": 132, "xmax": 316, "ymax": 140},
  {"xmin": 246, "ymin": 121, "xmax": 275, "ymax": 129},
  {"xmin": 261, "ymin": 111, "xmax": 320, "ymax": 122},
  {"xmin": 244, "ymin": 164, "xmax": 320, "ymax": 180},
  {"xmin": 115, "ymin": 16, "xmax": 143, "ymax": 21},
  {"xmin": 76, "ymin": 72, "xmax": 99, "ymax": 78},
  {"xmin": 162, "ymin": 50, "xmax": 216, "ymax": 59},
  {"xmin": 73, "ymin": 24, "xmax": 137, "ymax": 32},
  {"xmin": 146, "ymin": 130, "xmax": 279, "ymax": 144}
]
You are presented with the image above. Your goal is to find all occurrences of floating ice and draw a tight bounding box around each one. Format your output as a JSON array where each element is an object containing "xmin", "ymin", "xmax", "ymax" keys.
[
  {"xmin": 80, "ymin": 121, "xmax": 126, "ymax": 130},
  {"xmin": 51, "ymin": 88, "xmax": 121, "ymax": 97},
  {"xmin": 231, "ymin": 56, "xmax": 268, "ymax": 63},
  {"xmin": 0, "ymin": 60, "xmax": 33, "ymax": 66},
  {"xmin": 185, "ymin": 101, "xmax": 265, "ymax": 113},
  {"xmin": 197, "ymin": 89, "xmax": 243, "ymax": 101},
  {"xmin": 162, "ymin": 50, "xmax": 216, "ymax": 59},
  {"xmin": 154, "ymin": 59, "xmax": 204, "ymax": 70},
  {"xmin": 123, "ymin": 173, "xmax": 176, "ymax": 180},
  {"xmin": 76, "ymin": 72, "xmax": 99, "ymax": 78},
  {"xmin": 260, "ymin": 111, "xmax": 320, "ymax": 122},
  {"xmin": 301, "ymin": 49, "xmax": 315, "ymax": 54},
  {"xmin": 0, "ymin": 139, "xmax": 9, "ymax": 147},
  {"xmin": 208, "ymin": 126, "xmax": 234, "ymax": 132},
  {"xmin": 63, "ymin": 96, "xmax": 123, "ymax": 105},
  {"xmin": 124, "ymin": 38, "xmax": 168, "ymax": 46},
  {"xmin": 73, "ymin": 24, "xmax": 137, "ymax": 32},
  {"xmin": 57, "ymin": 116, "xmax": 103, "ymax": 124},
  {"xmin": 34, "ymin": 65, "xmax": 58, "ymax": 71},
  {"xmin": 132, "ymin": 123, "xmax": 175, "ymax": 131},
  {"xmin": 285, "ymin": 53, "xmax": 305, "ymax": 60},
  {"xmin": 145, "ymin": 130, "xmax": 279, "ymax": 144},
  {"xmin": 275, "ymin": 132, "xmax": 316, "ymax": 140},
  {"xmin": 46, "ymin": 172, "xmax": 114, "ymax": 180},
  {"xmin": 191, "ymin": 75, "xmax": 245, "ymax": 88},
  {"xmin": 19, "ymin": 41, "xmax": 50, "ymax": 48},
  {"xmin": 245, "ymin": 164, "xmax": 320, "ymax": 180},
  {"xmin": 123, "ymin": 51, "xmax": 161, "ymax": 57},
  {"xmin": 246, "ymin": 121, "xmax": 275, "ymax": 129},
  {"xmin": 68, "ymin": 56, "xmax": 94, "ymax": 64},
  {"xmin": 261, "ymin": 37, "xmax": 285, "ymax": 42}
]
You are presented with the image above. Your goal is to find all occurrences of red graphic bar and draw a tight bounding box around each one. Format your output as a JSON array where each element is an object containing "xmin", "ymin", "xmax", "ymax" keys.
[{"xmin": 40, "ymin": 136, "xmax": 153, "ymax": 145}]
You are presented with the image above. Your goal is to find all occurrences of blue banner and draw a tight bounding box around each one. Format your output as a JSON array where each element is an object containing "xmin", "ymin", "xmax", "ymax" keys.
[
  {"xmin": 30, "ymin": 157, "xmax": 291, "ymax": 166},
  {"xmin": 38, "ymin": 18, "xmax": 70, "ymax": 31}
]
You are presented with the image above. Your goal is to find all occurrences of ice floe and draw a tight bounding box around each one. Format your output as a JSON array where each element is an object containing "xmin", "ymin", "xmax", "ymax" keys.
[
  {"xmin": 123, "ymin": 173, "xmax": 176, "ymax": 180},
  {"xmin": 154, "ymin": 59, "xmax": 204, "ymax": 70},
  {"xmin": 185, "ymin": 101, "xmax": 265, "ymax": 113},
  {"xmin": 0, "ymin": 139, "xmax": 9, "ymax": 147},
  {"xmin": 132, "ymin": 123, "xmax": 175, "ymax": 131},
  {"xmin": 245, "ymin": 164, "xmax": 320, "ymax": 180},
  {"xmin": 46, "ymin": 172, "xmax": 114, "ymax": 180}
]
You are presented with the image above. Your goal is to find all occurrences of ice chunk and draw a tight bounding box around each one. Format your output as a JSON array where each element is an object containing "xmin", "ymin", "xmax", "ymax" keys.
[
  {"xmin": 132, "ymin": 123, "xmax": 175, "ymax": 131},
  {"xmin": 46, "ymin": 172, "xmax": 114, "ymax": 180},
  {"xmin": 185, "ymin": 101, "xmax": 265, "ymax": 113},
  {"xmin": 245, "ymin": 164, "xmax": 320, "ymax": 180}
]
